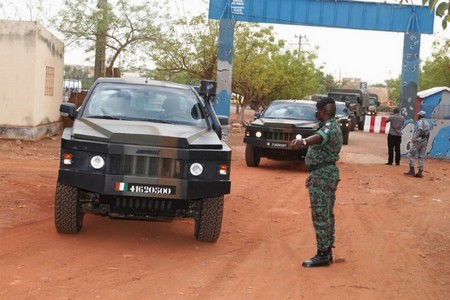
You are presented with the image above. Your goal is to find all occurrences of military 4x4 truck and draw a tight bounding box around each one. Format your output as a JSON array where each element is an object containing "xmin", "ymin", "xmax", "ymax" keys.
[
  {"xmin": 368, "ymin": 93, "xmax": 379, "ymax": 116},
  {"xmin": 328, "ymin": 88, "xmax": 369, "ymax": 131},
  {"xmin": 243, "ymin": 100, "xmax": 320, "ymax": 167},
  {"xmin": 55, "ymin": 78, "xmax": 231, "ymax": 242}
]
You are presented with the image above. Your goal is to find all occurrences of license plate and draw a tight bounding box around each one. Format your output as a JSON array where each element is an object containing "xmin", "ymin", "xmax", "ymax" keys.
[
  {"xmin": 269, "ymin": 142, "xmax": 288, "ymax": 148},
  {"xmin": 115, "ymin": 182, "xmax": 175, "ymax": 195}
]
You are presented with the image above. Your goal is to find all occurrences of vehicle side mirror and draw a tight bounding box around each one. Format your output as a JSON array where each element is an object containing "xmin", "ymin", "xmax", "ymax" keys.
[
  {"xmin": 254, "ymin": 112, "xmax": 261, "ymax": 120},
  {"xmin": 217, "ymin": 115, "xmax": 229, "ymax": 126},
  {"xmin": 60, "ymin": 103, "xmax": 77, "ymax": 120}
]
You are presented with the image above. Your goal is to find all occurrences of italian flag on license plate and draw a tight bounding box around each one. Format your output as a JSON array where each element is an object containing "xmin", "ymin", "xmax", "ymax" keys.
[{"xmin": 115, "ymin": 182, "xmax": 128, "ymax": 191}]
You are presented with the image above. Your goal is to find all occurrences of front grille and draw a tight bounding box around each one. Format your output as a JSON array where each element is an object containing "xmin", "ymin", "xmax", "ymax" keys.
[
  {"xmin": 105, "ymin": 196, "xmax": 191, "ymax": 219},
  {"xmin": 109, "ymin": 154, "xmax": 183, "ymax": 178},
  {"xmin": 113, "ymin": 197, "xmax": 173, "ymax": 212},
  {"xmin": 265, "ymin": 131, "xmax": 296, "ymax": 141}
]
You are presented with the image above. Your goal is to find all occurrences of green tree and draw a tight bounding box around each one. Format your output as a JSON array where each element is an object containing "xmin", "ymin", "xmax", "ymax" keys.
[
  {"xmin": 318, "ymin": 74, "xmax": 339, "ymax": 94},
  {"xmin": 419, "ymin": 40, "xmax": 450, "ymax": 90},
  {"xmin": 149, "ymin": 13, "xmax": 326, "ymax": 123},
  {"xmin": 148, "ymin": 14, "xmax": 219, "ymax": 82},
  {"xmin": 52, "ymin": 0, "xmax": 168, "ymax": 78},
  {"xmin": 232, "ymin": 24, "xmax": 324, "ymax": 122},
  {"xmin": 385, "ymin": 77, "xmax": 401, "ymax": 105},
  {"xmin": 231, "ymin": 24, "xmax": 282, "ymax": 116}
]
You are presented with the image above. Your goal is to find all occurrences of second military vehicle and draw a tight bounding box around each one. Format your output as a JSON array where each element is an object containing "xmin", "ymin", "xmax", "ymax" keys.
[
  {"xmin": 368, "ymin": 93, "xmax": 379, "ymax": 116},
  {"xmin": 243, "ymin": 100, "xmax": 320, "ymax": 167},
  {"xmin": 328, "ymin": 88, "xmax": 369, "ymax": 131}
]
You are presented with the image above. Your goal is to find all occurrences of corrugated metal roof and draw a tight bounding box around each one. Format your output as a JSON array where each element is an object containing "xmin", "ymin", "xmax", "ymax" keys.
[{"xmin": 417, "ymin": 87, "xmax": 450, "ymax": 98}]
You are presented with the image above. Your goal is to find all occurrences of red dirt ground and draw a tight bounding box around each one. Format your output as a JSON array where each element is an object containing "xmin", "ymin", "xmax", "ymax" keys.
[{"xmin": 1, "ymin": 112, "xmax": 449, "ymax": 299}]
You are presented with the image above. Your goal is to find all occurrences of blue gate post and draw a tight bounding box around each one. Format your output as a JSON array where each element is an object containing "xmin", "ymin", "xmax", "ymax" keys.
[
  {"xmin": 400, "ymin": 11, "xmax": 421, "ymax": 120},
  {"xmin": 214, "ymin": 5, "xmax": 235, "ymax": 141}
]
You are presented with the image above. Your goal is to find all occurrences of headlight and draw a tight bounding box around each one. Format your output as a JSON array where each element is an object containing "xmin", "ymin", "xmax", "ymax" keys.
[
  {"xmin": 255, "ymin": 131, "xmax": 262, "ymax": 138},
  {"xmin": 295, "ymin": 134, "xmax": 302, "ymax": 140},
  {"xmin": 63, "ymin": 153, "xmax": 73, "ymax": 165},
  {"xmin": 190, "ymin": 162, "xmax": 203, "ymax": 176},
  {"xmin": 90, "ymin": 155, "xmax": 105, "ymax": 169}
]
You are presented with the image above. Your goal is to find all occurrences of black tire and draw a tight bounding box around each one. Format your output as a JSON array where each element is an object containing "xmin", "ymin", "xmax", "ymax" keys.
[
  {"xmin": 358, "ymin": 117, "xmax": 365, "ymax": 131},
  {"xmin": 342, "ymin": 130, "xmax": 349, "ymax": 145},
  {"xmin": 54, "ymin": 181, "xmax": 84, "ymax": 233},
  {"xmin": 350, "ymin": 117, "xmax": 356, "ymax": 131},
  {"xmin": 194, "ymin": 196, "xmax": 224, "ymax": 242},
  {"xmin": 245, "ymin": 144, "xmax": 260, "ymax": 167}
]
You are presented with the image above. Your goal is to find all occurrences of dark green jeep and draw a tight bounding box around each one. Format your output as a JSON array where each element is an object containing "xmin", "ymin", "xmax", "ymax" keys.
[
  {"xmin": 55, "ymin": 78, "xmax": 231, "ymax": 242},
  {"xmin": 244, "ymin": 100, "xmax": 319, "ymax": 167}
]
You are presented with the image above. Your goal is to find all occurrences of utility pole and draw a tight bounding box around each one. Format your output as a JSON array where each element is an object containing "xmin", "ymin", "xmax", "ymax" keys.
[{"xmin": 294, "ymin": 34, "xmax": 307, "ymax": 59}]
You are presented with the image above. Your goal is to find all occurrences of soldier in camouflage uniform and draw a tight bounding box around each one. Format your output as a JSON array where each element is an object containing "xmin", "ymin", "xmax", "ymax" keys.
[
  {"xmin": 291, "ymin": 97, "xmax": 343, "ymax": 267},
  {"xmin": 404, "ymin": 110, "xmax": 431, "ymax": 178}
]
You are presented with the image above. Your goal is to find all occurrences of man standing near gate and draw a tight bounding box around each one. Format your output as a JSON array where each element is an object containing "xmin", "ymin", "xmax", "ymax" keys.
[
  {"xmin": 290, "ymin": 97, "xmax": 342, "ymax": 267},
  {"xmin": 404, "ymin": 110, "xmax": 431, "ymax": 178},
  {"xmin": 385, "ymin": 107, "xmax": 405, "ymax": 165}
]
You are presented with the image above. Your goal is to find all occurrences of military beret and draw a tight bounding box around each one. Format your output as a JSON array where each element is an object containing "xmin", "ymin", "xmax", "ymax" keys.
[{"xmin": 316, "ymin": 97, "xmax": 335, "ymax": 108}]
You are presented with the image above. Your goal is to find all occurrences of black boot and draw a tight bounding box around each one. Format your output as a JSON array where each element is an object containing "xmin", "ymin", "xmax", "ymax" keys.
[
  {"xmin": 302, "ymin": 250, "xmax": 332, "ymax": 267},
  {"xmin": 404, "ymin": 167, "xmax": 415, "ymax": 176},
  {"xmin": 414, "ymin": 169, "xmax": 423, "ymax": 178}
]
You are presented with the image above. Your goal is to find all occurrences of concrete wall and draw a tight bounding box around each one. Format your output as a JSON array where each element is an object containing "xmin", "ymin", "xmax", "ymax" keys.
[{"xmin": 0, "ymin": 20, "xmax": 64, "ymax": 140}]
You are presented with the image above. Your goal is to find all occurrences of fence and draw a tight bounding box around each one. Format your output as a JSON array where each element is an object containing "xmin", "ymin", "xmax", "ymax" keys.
[{"xmin": 63, "ymin": 77, "xmax": 94, "ymax": 101}]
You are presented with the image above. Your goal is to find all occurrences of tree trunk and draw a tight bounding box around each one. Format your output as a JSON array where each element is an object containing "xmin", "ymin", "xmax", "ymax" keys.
[{"xmin": 94, "ymin": 0, "xmax": 108, "ymax": 80}]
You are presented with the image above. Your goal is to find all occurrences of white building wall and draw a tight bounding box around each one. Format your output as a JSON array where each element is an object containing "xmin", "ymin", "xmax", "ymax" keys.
[{"xmin": 0, "ymin": 20, "xmax": 64, "ymax": 140}]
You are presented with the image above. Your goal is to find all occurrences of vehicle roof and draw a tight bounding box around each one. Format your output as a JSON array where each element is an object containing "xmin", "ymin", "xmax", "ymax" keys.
[{"xmin": 94, "ymin": 77, "xmax": 192, "ymax": 90}]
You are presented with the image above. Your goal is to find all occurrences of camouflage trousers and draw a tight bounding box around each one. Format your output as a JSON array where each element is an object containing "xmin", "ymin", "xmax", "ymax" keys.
[
  {"xmin": 407, "ymin": 139, "xmax": 428, "ymax": 170},
  {"xmin": 307, "ymin": 165, "xmax": 340, "ymax": 251}
]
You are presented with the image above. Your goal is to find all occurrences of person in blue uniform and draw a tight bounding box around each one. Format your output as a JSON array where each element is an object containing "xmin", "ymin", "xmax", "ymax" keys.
[{"xmin": 404, "ymin": 110, "xmax": 431, "ymax": 178}]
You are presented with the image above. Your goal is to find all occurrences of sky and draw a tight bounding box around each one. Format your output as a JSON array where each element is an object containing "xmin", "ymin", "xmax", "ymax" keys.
[{"xmin": 2, "ymin": 0, "xmax": 449, "ymax": 85}]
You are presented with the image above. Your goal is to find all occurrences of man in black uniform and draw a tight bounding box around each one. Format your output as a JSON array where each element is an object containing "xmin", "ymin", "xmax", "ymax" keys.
[{"xmin": 291, "ymin": 97, "xmax": 343, "ymax": 267}]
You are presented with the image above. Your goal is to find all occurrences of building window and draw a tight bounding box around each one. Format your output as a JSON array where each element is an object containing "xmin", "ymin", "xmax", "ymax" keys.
[{"xmin": 45, "ymin": 66, "xmax": 55, "ymax": 96}]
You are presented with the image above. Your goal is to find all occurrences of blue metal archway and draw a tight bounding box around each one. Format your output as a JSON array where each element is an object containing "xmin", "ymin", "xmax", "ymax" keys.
[{"xmin": 208, "ymin": 0, "xmax": 435, "ymax": 120}]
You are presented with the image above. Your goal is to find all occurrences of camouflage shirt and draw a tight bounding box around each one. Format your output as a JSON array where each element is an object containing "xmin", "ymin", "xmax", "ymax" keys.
[{"xmin": 305, "ymin": 117, "xmax": 343, "ymax": 170}]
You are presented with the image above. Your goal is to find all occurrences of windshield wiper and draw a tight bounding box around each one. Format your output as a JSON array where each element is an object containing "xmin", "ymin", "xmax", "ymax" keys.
[{"xmin": 87, "ymin": 115, "xmax": 124, "ymax": 120}]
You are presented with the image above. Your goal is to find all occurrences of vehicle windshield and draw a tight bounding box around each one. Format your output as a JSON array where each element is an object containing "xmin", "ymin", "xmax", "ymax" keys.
[
  {"xmin": 262, "ymin": 102, "xmax": 316, "ymax": 120},
  {"xmin": 369, "ymin": 98, "xmax": 377, "ymax": 105},
  {"xmin": 82, "ymin": 83, "xmax": 207, "ymax": 127},
  {"xmin": 335, "ymin": 103, "xmax": 349, "ymax": 115}
]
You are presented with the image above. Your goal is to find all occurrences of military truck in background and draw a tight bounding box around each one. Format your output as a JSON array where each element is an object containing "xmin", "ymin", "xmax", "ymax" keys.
[
  {"xmin": 327, "ymin": 88, "xmax": 369, "ymax": 131},
  {"xmin": 368, "ymin": 93, "xmax": 379, "ymax": 116}
]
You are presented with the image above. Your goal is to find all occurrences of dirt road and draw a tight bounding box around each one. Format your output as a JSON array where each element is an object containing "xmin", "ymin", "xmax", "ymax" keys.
[{"xmin": 1, "ymin": 127, "xmax": 449, "ymax": 299}]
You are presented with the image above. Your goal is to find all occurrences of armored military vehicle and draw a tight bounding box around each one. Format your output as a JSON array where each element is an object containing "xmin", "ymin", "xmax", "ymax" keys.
[
  {"xmin": 55, "ymin": 78, "xmax": 231, "ymax": 242},
  {"xmin": 243, "ymin": 100, "xmax": 320, "ymax": 167}
]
